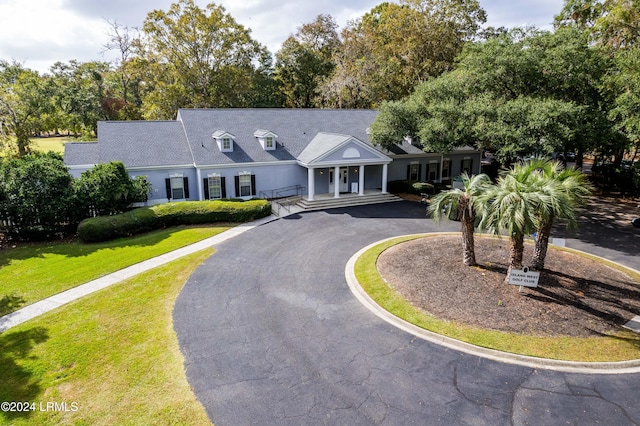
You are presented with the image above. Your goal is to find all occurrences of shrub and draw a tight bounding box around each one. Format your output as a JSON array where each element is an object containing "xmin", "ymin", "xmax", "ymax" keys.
[
  {"xmin": 74, "ymin": 161, "xmax": 150, "ymax": 216},
  {"xmin": 0, "ymin": 152, "xmax": 77, "ymax": 237},
  {"xmin": 412, "ymin": 182, "xmax": 434, "ymax": 193},
  {"xmin": 78, "ymin": 199, "xmax": 271, "ymax": 243}
]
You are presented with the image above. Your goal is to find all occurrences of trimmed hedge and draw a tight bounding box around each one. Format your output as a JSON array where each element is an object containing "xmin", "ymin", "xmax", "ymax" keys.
[{"xmin": 78, "ymin": 199, "xmax": 271, "ymax": 243}]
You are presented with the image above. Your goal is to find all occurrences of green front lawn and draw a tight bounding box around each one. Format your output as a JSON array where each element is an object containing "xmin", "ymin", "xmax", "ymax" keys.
[
  {"xmin": 0, "ymin": 248, "xmax": 213, "ymax": 425},
  {"xmin": 0, "ymin": 225, "xmax": 231, "ymax": 316}
]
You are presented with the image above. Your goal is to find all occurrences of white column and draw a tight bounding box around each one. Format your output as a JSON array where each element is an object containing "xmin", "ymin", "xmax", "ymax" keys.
[
  {"xmin": 382, "ymin": 164, "xmax": 388, "ymax": 193},
  {"xmin": 307, "ymin": 168, "xmax": 315, "ymax": 201},
  {"xmin": 358, "ymin": 165, "xmax": 365, "ymax": 195},
  {"xmin": 334, "ymin": 166, "xmax": 340, "ymax": 198},
  {"xmin": 196, "ymin": 168, "xmax": 203, "ymax": 201}
]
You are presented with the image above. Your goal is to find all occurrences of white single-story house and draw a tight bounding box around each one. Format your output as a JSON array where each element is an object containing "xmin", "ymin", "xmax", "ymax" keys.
[{"xmin": 64, "ymin": 109, "xmax": 481, "ymax": 205}]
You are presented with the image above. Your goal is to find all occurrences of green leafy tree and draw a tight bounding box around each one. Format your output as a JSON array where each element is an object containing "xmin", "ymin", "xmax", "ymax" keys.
[
  {"xmin": 427, "ymin": 173, "xmax": 492, "ymax": 266},
  {"xmin": 274, "ymin": 14, "xmax": 340, "ymax": 108},
  {"xmin": 74, "ymin": 162, "xmax": 148, "ymax": 216},
  {"xmin": 370, "ymin": 27, "xmax": 613, "ymax": 165},
  {"xmin": 322, "ymin": 0, "xmax": 486, "ymax": 108},
  {"xmin": 0, "ymin": 152, "xmax": 76, "ymax": 236},
  {"xmin": 49, "ymin": 60, "xmax": 113, "ymax": 136},
  {"xmin": 605, "ymin": 46, "xmax": 640, "ymax": 160},
  {"xmin": 0, "ymin": 61, "xmax": 52, "ymax": 156},
  {"xmin": 138, "ymin": 0, "xmax": 266, "ymax": 118}
]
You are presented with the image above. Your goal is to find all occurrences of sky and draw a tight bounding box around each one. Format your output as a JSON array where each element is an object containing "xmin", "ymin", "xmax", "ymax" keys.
[{"xmin": 0, "ymin": 0, "xmax": 565, "ymax": 74}]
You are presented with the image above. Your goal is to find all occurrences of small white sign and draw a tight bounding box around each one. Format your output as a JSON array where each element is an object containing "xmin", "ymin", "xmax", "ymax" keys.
[{"xmin": 508, "ymin": 267, "xmax": 540, "ymax": 288}]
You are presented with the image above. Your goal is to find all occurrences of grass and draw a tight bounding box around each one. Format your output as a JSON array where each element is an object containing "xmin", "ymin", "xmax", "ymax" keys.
[
  {"xmin": 355, "ymin": 235, "xmax": 640, "ymax": 362},
  {"xmin": 1, "ymin": 136, "xmax": 95, "ymax": 157},
  {"xmin": 29, "ymin": 137, "xmax": 70, "ymax": 155},
  {"xmin": 0, "ymin": 225, "xmax": 231, "ymax": 316},
  {"xmin": 0, "ymin": 248, "xmax": 213, "ymax": 425}
]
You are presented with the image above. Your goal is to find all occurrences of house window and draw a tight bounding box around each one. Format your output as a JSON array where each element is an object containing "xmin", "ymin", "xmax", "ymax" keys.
[
  {"xmin": 208, "ymin": 176, "xmax": 222, "ymax": 199},
  {"xmin": 442, "ymin": 159, "xmax": 451, "ymax": 179},
  {"xmin": 165, "ymin": 175, "xmax": 189, "ymax": 200},
  {"xmin": 171, "ymin": 176, "xmax": 185, "ymax": 199},
  {"xmin": 222, "ymin": 138, "xmax": 231, "ymax": 150},
  {"xmin": 427, "ymin": 162, "xmax": 440, "ymax": 181},
  {"xmin": 408, "ymin": 163, "xmax": 421, "ymax": 181},
  {"xmin": 461, "ymin": 158, "xmax": 473, "ymax": 175},
  {"xmin": 235, "ymin": 173, "xmax": 256, "ymax": 198},
  {"xmin": 239, "ymin": 174, "xmax": 251, "ymax": 197},
  {"xmin": 266, "ymin": 136, "xmax": 274, "ymax": 149}
]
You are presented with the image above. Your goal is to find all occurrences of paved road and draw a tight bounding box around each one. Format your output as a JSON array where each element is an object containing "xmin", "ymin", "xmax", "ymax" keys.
[{"xmin": 173, "ymin": 202, "xmax": 640, "ymax": 425}]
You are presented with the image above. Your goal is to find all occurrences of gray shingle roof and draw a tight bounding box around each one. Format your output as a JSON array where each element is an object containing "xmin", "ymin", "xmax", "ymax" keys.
[
  {"xmin": 65, "ymin": 109, "xmax": 391, "ymax": 169},
  {"xmin": 96, "ymin": 121, "xmax": 193, "ymax": 168},
  {"xmin": 64, "ymin": 142, "xmax": 99, "ymax": 166},
  {"xmin": 177, "ymin": 109, "xmax": 380, "ymax": 166}
]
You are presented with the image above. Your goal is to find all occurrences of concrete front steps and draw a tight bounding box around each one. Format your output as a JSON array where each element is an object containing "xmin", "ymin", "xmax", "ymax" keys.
[{"xmin": 296, "ymin": 192, "xmax": 402, "ymax": 211}]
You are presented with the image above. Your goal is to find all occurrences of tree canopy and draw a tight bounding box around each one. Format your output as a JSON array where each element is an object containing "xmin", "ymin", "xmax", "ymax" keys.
[
  {"xmin": 320, "ymin": 0, "xmax": 487, "ymax": 108},
  {"xmin": 370, "ymin": 27, "xmax": 617, "ymax": 165},
  {"xmin": 0, "ymin": 0, "xmax": 639, "ymax": 168},
  {"xmin": 137, "ymin": 0, "xmax": 267, "ymax": 119}
]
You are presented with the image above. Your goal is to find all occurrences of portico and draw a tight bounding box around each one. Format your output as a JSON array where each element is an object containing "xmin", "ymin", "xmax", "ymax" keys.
[{"xmin": 298, "ymin": 133, "xmax": 392, "ymax": 201}]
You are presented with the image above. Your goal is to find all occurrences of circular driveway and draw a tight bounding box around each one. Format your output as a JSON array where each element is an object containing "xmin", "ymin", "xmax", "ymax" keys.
[{"xmin": 174, "ymin": 202, "xmax": 640, "ymax": 425}]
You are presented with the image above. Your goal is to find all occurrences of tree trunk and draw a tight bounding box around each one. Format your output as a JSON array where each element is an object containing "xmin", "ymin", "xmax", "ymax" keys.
[
  {"xmin": 458, "ymin": 199, "xmax": 477, "ymax": 266},
  {"xmin": 506, "ymin": 233, "xmax": 524, "ymax": 283},
  {"xmin": 461, "ymin": 213, "xmax": 477, "ymax": 266},
  {"xmin": 532, "ymin": 220, "xmax": 553, "ymax": 270}
]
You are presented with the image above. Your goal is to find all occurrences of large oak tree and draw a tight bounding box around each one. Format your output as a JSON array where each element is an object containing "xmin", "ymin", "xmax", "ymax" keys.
[{"xmin": 137, "ymin": 0, "xmax": 268, "ymax": 119}]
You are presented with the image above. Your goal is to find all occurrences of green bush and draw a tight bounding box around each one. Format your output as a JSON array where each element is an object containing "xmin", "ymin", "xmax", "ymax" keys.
[
  {"xmin": 412, "ymin": 182, "xmax": 434, "ymax": 193},
  {"xmin": 78, "ymin": 200, "xmax": 271, "ymax": 243}
]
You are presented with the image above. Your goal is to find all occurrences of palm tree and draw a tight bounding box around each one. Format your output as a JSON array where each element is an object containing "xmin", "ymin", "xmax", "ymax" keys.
[
  {"xmin": 428, "ymin": 172, "xmax": 492, "ymax": 266},
  {"xmin": 480, "ymin": 168, "xmax": 542, "ymax": 282},
  {"xmin": 524, "ymin": 160, "xmax": 592, "ymax": 270}
]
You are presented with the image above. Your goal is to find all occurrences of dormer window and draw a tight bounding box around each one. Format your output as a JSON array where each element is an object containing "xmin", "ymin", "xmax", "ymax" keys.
[
  {"xmin": 212, "ymin": 130, "xmax": 234, "ymax": 152},
  {"xmin": 254, "ymin": 129, "xmax": 277, "ymax": 151}
]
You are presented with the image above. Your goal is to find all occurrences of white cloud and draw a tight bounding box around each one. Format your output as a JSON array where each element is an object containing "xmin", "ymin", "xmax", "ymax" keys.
[
  {"xmin": 0, "ymin": 0, "xmax": 112, "ymax": 73},
  {"xmin": 0, "ymin": 0, "xmax": 565, "ymax": 74}
]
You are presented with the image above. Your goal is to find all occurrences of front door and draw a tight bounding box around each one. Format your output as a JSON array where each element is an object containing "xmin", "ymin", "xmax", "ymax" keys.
[{"xmin": 329, "ymin": 167, "xmax": 349, "ymax": 193}]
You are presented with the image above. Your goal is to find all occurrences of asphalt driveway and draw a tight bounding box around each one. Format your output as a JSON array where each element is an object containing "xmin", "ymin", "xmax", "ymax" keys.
[{"xmin": 173, "ymin": 201, "xmax": 640, "ymax": 425}]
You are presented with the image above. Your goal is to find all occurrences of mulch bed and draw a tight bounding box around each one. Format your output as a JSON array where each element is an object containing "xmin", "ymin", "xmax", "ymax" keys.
[{"xmin": 377, "ymin": 235, "xmax": 640, "ymax": 337}]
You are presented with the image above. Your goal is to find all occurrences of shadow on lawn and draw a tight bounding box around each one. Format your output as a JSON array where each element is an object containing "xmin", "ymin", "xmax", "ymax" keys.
[
  {"xmin": 0, "ymin": 294, "xmax": 26, "ymax": 316},
  {"xmin": 0, "ymin": 326, "xmax": 49, "ymax": 421}
]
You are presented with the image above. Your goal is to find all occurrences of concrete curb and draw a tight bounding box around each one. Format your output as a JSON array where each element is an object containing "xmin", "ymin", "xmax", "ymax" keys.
[
  {"xmin": 0, "ymin": 215, "xmax": 279, "ymax": 333},
  {"xmin": 344, "ymin": 234, "xmax": 640, "ymax": 374}
]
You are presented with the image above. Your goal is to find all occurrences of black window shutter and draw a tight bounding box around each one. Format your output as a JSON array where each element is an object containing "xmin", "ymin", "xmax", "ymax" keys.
[
  {"xmin": 406, "ymin": 165, "xmax": 411, "ymax": 180},
  {"xmin": 203, "ymin": 178, "xmax": 209, "ymax": 200},
  {"xmin": 418, "ymin": 164, "xmax": 422, "ymax": 181},
  {"xmin": 183, "ymin": 177, "xmax": 190, "ymax": 199},
  {"xmin": 221, "ymin": 177, "xmax": 227, "ymax": 198},
  {"xmin": 234, "ymin": 176, "xmax": 240, "ymax": 197},
  {"xmin": 469, "ymin": 159, "xmax": 473, "ymax": 173},
  {"xmin": 251, "ymin": 175, "xmax": 256, "ymax": 196},
  {"xmin": 165, "ymin": 178, "xmax": 171, "ymax": 199}
]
